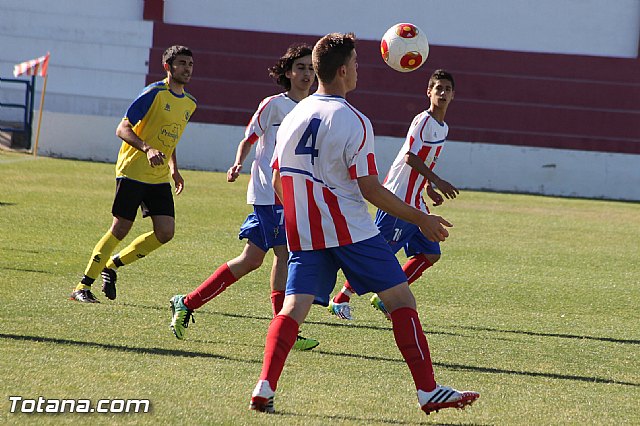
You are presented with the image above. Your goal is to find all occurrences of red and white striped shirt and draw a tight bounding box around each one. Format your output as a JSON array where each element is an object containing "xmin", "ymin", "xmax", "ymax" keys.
[
  {"xmin": 383, "ymin": 111, "xmax": 448, "ymax": 213},
  {"xmin": 273, "ymin": 94, "xmax": 380, "ymax": 251},
  {"xmin": 244, "ymin": 93, "xmax": 297, "ymax": 205}
]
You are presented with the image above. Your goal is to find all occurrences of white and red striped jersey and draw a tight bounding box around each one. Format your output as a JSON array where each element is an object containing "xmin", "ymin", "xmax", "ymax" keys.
[
  {"xmin": 383, "ymin": 110, "xmax": 448, "ymax": 212},
  {"xmin": 244, "ymin": 93, "xmax": 298, "ymax": 205},
  {"xmin": 273, "ymin": 94, "xmax": 380, "ymax": 251}
]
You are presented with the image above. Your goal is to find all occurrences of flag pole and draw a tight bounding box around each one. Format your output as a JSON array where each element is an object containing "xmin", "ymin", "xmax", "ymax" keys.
[{"xmin": 32, "ymin": 73, "xmax": 48, "ymax": 157}]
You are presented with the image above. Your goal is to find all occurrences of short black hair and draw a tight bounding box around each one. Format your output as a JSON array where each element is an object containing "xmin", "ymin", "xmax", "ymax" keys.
[
  {"xmin": 268, "ymin": 43, "xmax": 313, "ymax": 90},
  {"xmin": 428, "ymin": 69, "xmax": 455, "ymax": 90},
  {"xmin": 162, "ymin": 45, "xmax": 193, "ymax": 67}
]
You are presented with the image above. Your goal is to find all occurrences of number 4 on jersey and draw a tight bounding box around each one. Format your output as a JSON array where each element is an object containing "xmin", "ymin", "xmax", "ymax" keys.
[{"xmin": 295, "ymin": 118, "xmax": 320, "ymax": 164}]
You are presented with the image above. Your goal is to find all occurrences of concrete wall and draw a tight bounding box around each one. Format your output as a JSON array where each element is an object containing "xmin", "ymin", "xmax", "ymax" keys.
[
  {"xmin": 2, "ymin": 0, "xmax": 639, "ymax": 201},
  {"xmin": 164, "ymin": 0, "xmax": 640, "ymax": 57}
]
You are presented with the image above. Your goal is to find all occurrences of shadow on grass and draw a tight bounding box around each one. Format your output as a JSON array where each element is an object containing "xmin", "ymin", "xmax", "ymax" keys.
[
  {"xmin": 269, "ymin": 409, "xmax": 488, "ymax": 426},
  {"xmin": 113, "ymin": 303, "xmax": 640, "ymax": 388},
  {"xmin": 0, "ymin": 333, "xmax": 260, "ymax": 364},
  {"xmin": 121, "ymin": 302, "xmax": 640, "ymax": 345},
  {"xmin": 452, "ymin": 325, "xmax": 640, "ymax": 345},
  {"xmin": 0, "ymin": 266, "xmax": 52, "ymax": 274}
]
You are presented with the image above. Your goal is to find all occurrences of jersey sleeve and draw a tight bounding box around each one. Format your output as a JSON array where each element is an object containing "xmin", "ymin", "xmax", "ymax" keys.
[
  {"xmin": 405, "ymin": 113, "xmax": 428, "ymax": 155},
  {"xmin": 125, "ymin": 88, "xmax": 158, "ymax": 125},
  {"xmin": 345, "ymin": 114, "xmax": 378, "ymax": 179},
  {"xmin": 244, "ymin": 97, "xmax": 274, "ymax": 143}
]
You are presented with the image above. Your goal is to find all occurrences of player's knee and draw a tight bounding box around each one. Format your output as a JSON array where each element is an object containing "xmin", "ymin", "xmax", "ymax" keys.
[
  {"xmin": 243, "ymin": 256, "xmax": 264, "ymax": 272},
  {"xmin": 154, "ymin": 228, "xmax": 174, "ymax": 244},
  {"xmin": 425, "ymin": 253, "xmax": 441, "ymax": 265}
]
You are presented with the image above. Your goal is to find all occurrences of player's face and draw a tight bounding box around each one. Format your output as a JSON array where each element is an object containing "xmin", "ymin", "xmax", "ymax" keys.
[
  {"xmin": 344, "ymin": 49, "xmax": 358, "ymax": 92},
  {"xmin": 168, "ymin": 54, "xmax": 194, "ymax": 85},
  {"xmin": 287, "ymin": 55, "xmax": 315, "ymax": 92},
  {"xmin": 427, "ymin": 79, "xmax": 454, "ymax": 109}
]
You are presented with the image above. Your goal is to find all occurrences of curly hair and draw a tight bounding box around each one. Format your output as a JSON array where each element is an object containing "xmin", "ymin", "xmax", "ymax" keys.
[{"xmin": 268, "ymin": 43, "xmax": 313, "ymax": 90}]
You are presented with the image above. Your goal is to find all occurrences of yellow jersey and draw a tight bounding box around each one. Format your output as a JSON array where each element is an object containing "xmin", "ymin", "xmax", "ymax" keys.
[{"xmin": 115, "ymin": 79, "xmax": 197, "ymax": 184}]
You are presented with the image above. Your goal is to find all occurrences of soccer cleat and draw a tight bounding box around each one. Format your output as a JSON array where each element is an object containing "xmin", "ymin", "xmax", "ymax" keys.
[
  {"xmin": 169, "ymin": 295, "xmax": 195, "ymax": 340},
  {"xmin": 418, "ymin": 384, "xmax": 480, "ymax": 415},
  {"xmin": 249, "ymin": 380, "xmax": 275, "ymax": 413},
  {"xmin": 69, "ymin": 289, "xmax": 100, "ymax": 303},
  {"xmin": 328, "ymin": 300, "xmax": 353, "ymax": 320},
  {"xmin": 101, "ymin": 268, "xmax": 117, "ymax": 300},
  {"xmin": 370, "ymin": 294, "xmax": 391, "ymax": 320},
  {"xmin": 292, "ymin": 334, "xmax": 319, "ymax": 351}
]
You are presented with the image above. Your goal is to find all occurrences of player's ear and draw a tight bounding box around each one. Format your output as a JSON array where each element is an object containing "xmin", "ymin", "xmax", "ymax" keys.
[{"xmin": 163, "ymin": 62, "xmax": 170, "ymax": 73}]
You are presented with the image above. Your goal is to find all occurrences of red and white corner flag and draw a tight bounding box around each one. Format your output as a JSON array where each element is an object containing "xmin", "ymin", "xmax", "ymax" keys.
[{"xmin": 13, "ymin": 52, "xmax": 50, "ymax": 77}]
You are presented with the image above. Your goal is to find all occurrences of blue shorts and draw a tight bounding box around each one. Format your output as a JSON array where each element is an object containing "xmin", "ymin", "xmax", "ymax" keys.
[
  {"xmin": 375, "ymin": 209, "xmax": 441, "ymax": 257},
  {"xmin": 238, "ymin": 205, "xmax": 287, "ymax": 252},
  {"xmin": 286, "ymin": 234, "xmax": 408, "ymax": 306}
]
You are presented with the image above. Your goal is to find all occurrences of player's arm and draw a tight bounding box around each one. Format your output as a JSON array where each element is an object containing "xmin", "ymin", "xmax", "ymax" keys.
[
  {"xmin": 169, "ymin": 149, "xmax": 184, "ymax": 195},
  {"xmin": 272, "ymin": 168, "xmax": 283, "ymax": 204},
  {"xmin": 115, "ymin": 118, "xmax": 166, "ymax": 167},
  {"xmin": 405, "ymin": 152, "xmax": 458, "ymax": 199},
  {"xmin": 357, "ymin": 175, "xmax": 451, "ymax": 242},
  {"xmin": 227, "ymin": 136, "xmax": 255, "ymax": 182}
]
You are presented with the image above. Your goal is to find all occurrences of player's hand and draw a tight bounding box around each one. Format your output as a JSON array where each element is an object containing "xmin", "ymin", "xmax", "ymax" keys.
[
  {"xmin": 418, "ymin": 214, "xmax": 452, "ymax": 242},
  {"xmin": 433, "ymin": 178, "xmax": 459, "ymax": 200},
  {"xmin": 147, "ymin": 148, "xmax": 166, "ymax": 167},
  {"xmin": 426, "ymin": 185, "xmax": 444, "ymax": 206},
  {"xmin": 172, "ymin": 170, "xmax": 184, "ymax": 195},
  {"xmin": 227, "ymin": 164, "xmax": 242, "ymax": 182}
]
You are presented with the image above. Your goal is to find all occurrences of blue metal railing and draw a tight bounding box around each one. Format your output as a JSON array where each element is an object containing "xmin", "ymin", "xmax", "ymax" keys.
[{"xmin": 0, "ymin": 76, "xmax": 36, "ymax": 149}]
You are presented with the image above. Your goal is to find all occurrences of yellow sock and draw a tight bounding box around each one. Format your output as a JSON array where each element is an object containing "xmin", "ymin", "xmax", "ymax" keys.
[
  {"xmin": 79, "ymin": 231, "xmax": 121, "ymax": 285},
  {"xmin": 74, "ymin": 283, "xmax": 92, "ymax": 292},
  {"xmin": 116, "ymin": 231, "xmax": 164, "ymax": 266}
]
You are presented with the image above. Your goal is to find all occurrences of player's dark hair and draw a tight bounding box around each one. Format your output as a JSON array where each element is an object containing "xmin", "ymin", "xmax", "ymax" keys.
[
  {"xmin": 428, "ymin": 69, "xmax": 455, "ymax": 90},
  {"xmin": 312, "ymin": 33, "xmax": 356, "ymax": 84},
  {"xmin": 162, "ymin": 45, "xmax": 193, "ymax": 67},
  {"xmin": 269, "ymin": 43, "xmax": 313, "ymax": 90}
]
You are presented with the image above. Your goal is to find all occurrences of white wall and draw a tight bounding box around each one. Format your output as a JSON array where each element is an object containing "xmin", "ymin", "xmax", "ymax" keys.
[
  {"xmin": 3, "ymin": 0, "xmax": 640, "ymax": 201},
  {"xmin": 164, "ymin": 0, "xmax": 640, "ymax": 58},
  {"xmin": 36, "ymin": 111, "xmax": 640, "ymax": 201}
]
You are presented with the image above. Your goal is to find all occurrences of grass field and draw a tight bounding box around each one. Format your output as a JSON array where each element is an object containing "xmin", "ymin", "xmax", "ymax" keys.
[{"xmin": 1, "ymin": 150, "xmax": 638, "ymax": 425}]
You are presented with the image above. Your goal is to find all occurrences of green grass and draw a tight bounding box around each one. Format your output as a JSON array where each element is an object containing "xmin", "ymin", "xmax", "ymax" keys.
[{"xmin": 1, "ymin": 150, "xmax": 638, "ymax": 425}]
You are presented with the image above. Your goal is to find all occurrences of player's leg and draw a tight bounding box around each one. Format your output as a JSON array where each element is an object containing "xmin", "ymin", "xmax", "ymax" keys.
[
  {"xmin": 329, "ymin": 210, "xmax": 404, "ymax": 319},
  {"xmin": 370, "ymin": 221, "xmax": 440, "ymax": 318},
  {"xmin": 250, "ymin": 249, "xmax": 336, "ymax": 412},
  {"xmin": 71, "ymin": 178, "xmax": 140, "ymax": 302},
  {"xmin": 169, "ymin": 240, "xmax": 266, "ymax": 339},
  {"xmin": 101, "ymin": 182, "xmax": 174, "ymax": 299},
  {"xmin": 377, "ymin": 284, "xmax": 479, "ymax": 414},
  {"xmin": 269, "ymin": 244, "xmax": 288, "ymax": 316}
]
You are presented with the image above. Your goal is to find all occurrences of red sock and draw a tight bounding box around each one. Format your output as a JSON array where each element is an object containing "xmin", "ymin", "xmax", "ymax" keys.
[
  {"xmin": 390, "ymin": 307, "xmax": 436, "ymax": 391},
  {"xmin": 402, "ymin": 254, "xmax": 433, "ymax": 285},
  {"xmin": 184, "ymin": 263, "xmax": 238, "ymax": 310},
  {"xmin": 259, "ymin": 314, "xmax": 299, "ymax": 390},
  {"xmin": 270, "ymin": 290, "xmax": 285, "ymax": 316},
  {"xmin": 333, "ymin": 281, "xmax": 355, "ymax": 303}
]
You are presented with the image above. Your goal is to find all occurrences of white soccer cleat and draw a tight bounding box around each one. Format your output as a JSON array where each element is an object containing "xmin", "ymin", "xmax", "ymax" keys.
[
  {"xmin": 418, "ymin": 384, "xmax": 480, "ymax": 415},
  {"xmin": 328, "ymin": 300, "xmax": 353, "ymax": 320},
  {"xmin": 249, "ymin": 380, "xmax": 275, "ymax": 413}
]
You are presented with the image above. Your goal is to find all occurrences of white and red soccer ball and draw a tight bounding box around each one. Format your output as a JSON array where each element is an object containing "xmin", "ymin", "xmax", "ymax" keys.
[{"xmin": 380, "ymin": 23, "xmax": 429, "ymax": 72}]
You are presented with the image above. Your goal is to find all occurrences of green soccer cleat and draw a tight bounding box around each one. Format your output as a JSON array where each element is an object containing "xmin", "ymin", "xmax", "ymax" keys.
[
  {"xmin": 292, "ymin": 334, "xmax": 319, "ymax": 351},
  {"xmin": 370, "ymin": 294, "xmax": 391, "ymax": 320},
  {"xmin": 169, "ymin": 295, "xmax": 195, "ymax": 340}
]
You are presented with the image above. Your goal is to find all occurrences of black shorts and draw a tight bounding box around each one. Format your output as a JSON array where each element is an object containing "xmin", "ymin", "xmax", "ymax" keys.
[{"xmin": 112, "ymin": 178, "xmax": 175, "ymax": 221}]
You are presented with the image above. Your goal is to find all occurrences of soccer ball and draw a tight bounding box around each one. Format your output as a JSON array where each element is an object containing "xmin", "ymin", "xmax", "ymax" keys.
[{"xmin": 380, "ymin": 23, "xmax": 429, "ymax": 73}]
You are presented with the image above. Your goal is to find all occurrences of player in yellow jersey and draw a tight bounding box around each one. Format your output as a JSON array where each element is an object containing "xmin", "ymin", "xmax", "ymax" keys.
[{"xmin": 70, "ymin": 45, "xmax": 197, "ymax": 303}]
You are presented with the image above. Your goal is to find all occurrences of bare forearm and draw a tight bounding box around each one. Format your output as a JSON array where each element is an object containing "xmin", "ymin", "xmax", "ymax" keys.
[
  {"xmin": 358, "ymin": 176, "xmax": 423, "ymax": 225},
  {"xmin": 116, "ymin": 120, "xmax": 152, "ymax": 153}
]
